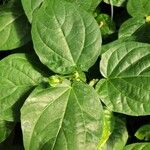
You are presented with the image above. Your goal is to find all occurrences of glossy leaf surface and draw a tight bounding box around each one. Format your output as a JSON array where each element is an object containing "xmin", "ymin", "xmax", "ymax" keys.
[
  {"xmin": 21, "ymin": 81, "xmax": 103, "ymax": 150},
  {"xmin": 97, "ymin": 42, "xmax": 150, "ymax": 116},
  {"xmin": 32, "ymin": 0, "xmax": 101, "ymax": 74},
  {"xmin": 0, "ymin": 54, "xmax": 45, "ymax": 121}
]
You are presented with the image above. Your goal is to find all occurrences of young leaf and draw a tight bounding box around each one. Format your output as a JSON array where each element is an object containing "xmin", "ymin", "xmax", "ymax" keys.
[
  {"xmin": 103, "ymin": 0, "xmax": 126, "ymax": 7},
  {"xmin": 101, "ymin": 117, "xmax": 128, "ymax": 150},
  {"xmin": 21, "ymin": 0, "xmax": 102, "ymax": 22},
  {"xmin": 119, "ymin": 17, "xmax": 150, "ymax": 43},
  {"xmin": 21, "ymin": 80, "xmax": 103, "ymax": 150},
  {"xmin": 32, "ymin": 0, "xmax": 101, "ymax": 74},
  {"xmin": 0, "ymin": 4, "xmax": 31, "ymax": 51},
  {"xmin": 135, "ymin": 124, "xmax": 150, "ymax": 141},
  {"xmin": 0, "ymin": 54, "xmax": 46, "ymax": 121},
  {"xmin": 96, "ymin": 14, "xmax": 116, "ymax": 38},
  {"xmin": 123, "ymin": 143, "xmax": 150, "ymax": 150},
  {"xmin": 127, "ymin": 0, "xmax": 150, "ymax": 17},
  {"xmin": 0, "ymin": 119, "xmax": 15, "ymax": 143},
  {"xmin": 96, "ymin": 41, "xmax": 150, "ymax": 116}
]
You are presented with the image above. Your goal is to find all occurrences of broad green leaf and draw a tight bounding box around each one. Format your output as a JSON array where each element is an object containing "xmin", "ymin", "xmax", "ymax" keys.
[
  {"xmin": 0, "ymin": 4, "xmax": 31, "ymax": 51},
  {"xmin": 96, "ymin": 14, "xmax": 116, "ymax": 38},
  {"xmin": 96, "ymin": 41, "xmax": 150, "ymax": 116},
  {"xmin": 21, "ymin": 0, "xmax": 102, "ymax": 22},
  {"xmin": 21, "ymin": 80, "xmax": 103, "ymax": 150},
  {"xmin": 0, "ymin": 54, "xmax": 46, "ymax": 121},
  {"xmin": 32, "ymin": 0, "xmax": 101, "ymax": 74},
  {"xmin": 103, "ymin": 0, "xmax": 126, "ymax": 7},
  {"xmin": 0, "ymin": 119, "xmax": 15, "ymax": 143},
  {"xmin": 98, "ymin": 109, "xmax": 115, "ymax": 149},
  {"xmin": 101, "ymin": 117, "xmax": 128, "ymax": 150},
  {"xmin": 135, "ymin": 124, "xmax": 150, "ymax": 141},
  {"xmin": 127, "ymin": 0, "xmax": 150, "ymax": 17},
  {"xmin": 123, "ymin": 143, "xmax": 150, "ymax": 150},
  {"xmin": 119, "ymin": 17, "xmax": 150, "ymax": 43}
]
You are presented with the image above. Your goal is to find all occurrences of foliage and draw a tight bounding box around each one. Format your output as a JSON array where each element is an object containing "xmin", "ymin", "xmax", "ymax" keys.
[{"xmin": 0, "ymin": 0, "xmax": 150, "ymax": 149}]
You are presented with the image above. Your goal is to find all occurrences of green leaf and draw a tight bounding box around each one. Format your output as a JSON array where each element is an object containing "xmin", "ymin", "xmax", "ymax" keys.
[
  {"xmin": 119, "ymin": 17, "xmax": 150, "ymax": 43},
  {"xmin": 98, "ymin": 109, "xmax": 115, "ymax": 149},
  {"xmin": 21, "ymin": 80, "xmax": 103, "ymax": 150},
  {"xmin": 119, "ymin": 17, "xmax": 145, "ymax": 38},
  {"xmin": 21, "ymin": 0, "xmax": 102, "ymax": 22},
  {"xmin": 96, "ymin": 14, "xmax": 116, "ymax": 38},
  {"xmin": 32, "ymin": 0, "xmax": 101, "ymax": 74},
  {"xmin": 66, "ymin": 0, "xmax": 102, "ymax": 12},
  {"xmin": 0, "ymin": 119, "xmax": 15, "ymax": 143},
  {"xmin": 96, "ymin": 41, "xmax": 150, "ymax": 116},
  {"xmin": 101, "ymin": 117, "xmax": 128, "ymax": 150},
  {"xmin": 135, "ymin": 124, "xmax": 150, "ymax": 141},
  {"xmin": 21, "ymin": 0, "xmax": 43, "ymax": 23},
  {"xmin": 0, "ymin": 54, "xmax": 46, "ymax": 121},
  {"xmin": 101, "ymin": 37, "xmax": 132, "ymax": 54},
  {"xmin": 103, "ymin": 0, "xmax": 126, "ymax": 7},
  {"xmin": 0, "ymin": 4, "xmax": 31, "ymax": 51},
  {"xmin": 123, "ymin": 143, "xmax": 150, "ymax": 150},
  {"xmin": 127, "ymin": 0, "xmax": 150, "ymax": 17}
]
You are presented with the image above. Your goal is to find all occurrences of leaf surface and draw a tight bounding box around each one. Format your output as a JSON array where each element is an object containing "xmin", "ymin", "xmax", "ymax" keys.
[
  {"xmin": 97, "ymin": 42, "xmax": 150, "ymax": 116},
  {"xmin": 101, "ymin": 117, "xmax": 128, "ymax": 150},
  {"xmin": 0, "ymin": 4, "xmax": 31, "ymax": 50},
  {"xmin": 123, "ymin": 143, "xmax": 150, "ymax": 150},
  {"xmin": 21, "ymin": 81, "xmax": 103, "ymax": 150},
  {"xmin": 22, "ymin": 0, "xmax": 102, "ymax": 22},
  {"xmin": 135, "ymin": 124, "xmax": 150, "ymax": 141},
  {"xmin": 119, "ymin": 17, "xmax": 150, "ymax": 44},
  {"xmin": 0, "ymin": 54, "xmax": 45, "ymax": 121},
  {"xmin": 101, "ymin": 37, "xmax": 132, "ymax": 54},
  {"xmin": 32, "ymin": 0, "xmax": 101, "ymax": 74},
  {"xmin": 0, "ymin": 119, "xmax": 15, "ymax": 143},
  {"xmin": 97, "ymin": 109, "xmax": 115, "ymax": 149},
  {"xmin": 127, "ymin": 0, "xmax": 150, "ymax": 17},
  {"xmin": 66, "ymin": 0, "xmax": 102, "ymax": 12},
  {"xmin": 21, "ymin": 0, "xmax": 43, "ymax": 23}
]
